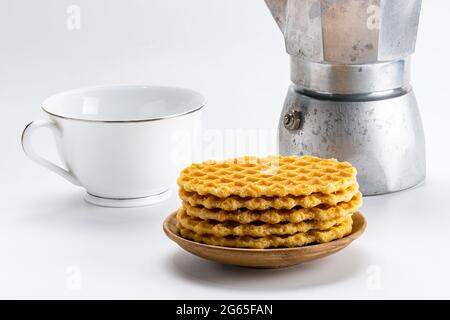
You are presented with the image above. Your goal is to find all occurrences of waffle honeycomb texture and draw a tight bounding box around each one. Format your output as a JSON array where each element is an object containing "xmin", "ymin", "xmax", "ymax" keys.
[
  {"xmin": 175, "ymin": 155, "xmax": 361, "ymax": 249},
  {"xmin": 177, "ymin": 217, "xmax": 353, "ymax": 249},
  {"xmin": 179, "ymin": 183, "xmax": 359, "ymax": 211},
  {"xmin": 182, "ymin": 192, "xmax": 362, "ymax": 224},
  {"xmin": 178, "ymin": 155, "xmax": 357, "ymax": 198},
  {"xmin": 177, "ymin": 207, "xmax": 351, "ymax": 237}
]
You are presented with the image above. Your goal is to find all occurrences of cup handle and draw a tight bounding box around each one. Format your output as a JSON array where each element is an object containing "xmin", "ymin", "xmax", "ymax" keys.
[{"xmin": 21, "ymin": 120, "xmax": 81, "ymax": 186}]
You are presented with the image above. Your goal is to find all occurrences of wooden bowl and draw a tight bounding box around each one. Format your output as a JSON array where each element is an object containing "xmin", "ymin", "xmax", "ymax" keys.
[{"xmin": 163, "ymin": 211, "xmax": 366, "ymax": 269}]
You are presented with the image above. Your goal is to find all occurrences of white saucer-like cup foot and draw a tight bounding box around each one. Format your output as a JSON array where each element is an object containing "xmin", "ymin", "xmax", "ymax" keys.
[{"xmin": 84, "ymin": 190, "xmax": 171, "ymax": 208}]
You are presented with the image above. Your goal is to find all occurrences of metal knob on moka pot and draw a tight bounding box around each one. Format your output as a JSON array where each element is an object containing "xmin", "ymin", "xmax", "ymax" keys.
[{"xmin": 265, "ymin": 0, "xmax": 425, "ymax": 195}]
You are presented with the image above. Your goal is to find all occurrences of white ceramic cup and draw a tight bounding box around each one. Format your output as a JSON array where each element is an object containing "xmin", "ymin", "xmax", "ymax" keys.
[{"xmin": 21, "ymin": 85, "xmax": 205, "ymax": 207}]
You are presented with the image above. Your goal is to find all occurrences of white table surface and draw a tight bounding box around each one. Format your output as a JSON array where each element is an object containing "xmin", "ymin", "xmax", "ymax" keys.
[{"xmin": 1, "ymin": 0, "xmax": 450, "ymax": 299}]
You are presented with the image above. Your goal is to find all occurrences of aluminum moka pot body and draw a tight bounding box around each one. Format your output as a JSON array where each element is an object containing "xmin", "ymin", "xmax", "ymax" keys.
[{"xmin": 265, "ymin": 0, "xmax": 425, "ymax": 195}]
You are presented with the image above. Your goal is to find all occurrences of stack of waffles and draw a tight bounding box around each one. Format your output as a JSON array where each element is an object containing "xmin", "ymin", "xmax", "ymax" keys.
[{"xmin": 176, "ymin": 155, "xmax": 362, "ymax": 249}]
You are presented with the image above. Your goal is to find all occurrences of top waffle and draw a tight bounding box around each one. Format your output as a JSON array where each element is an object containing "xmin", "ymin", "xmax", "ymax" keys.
[{"xmin": 178, "ymin": 155, "xmax": 357, "ymax": 198}]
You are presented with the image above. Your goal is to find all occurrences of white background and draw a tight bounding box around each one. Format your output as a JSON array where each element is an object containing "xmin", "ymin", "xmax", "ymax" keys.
[{"xmin": 1, "ymin": 0, "xmax": 450, "ymax": 299}]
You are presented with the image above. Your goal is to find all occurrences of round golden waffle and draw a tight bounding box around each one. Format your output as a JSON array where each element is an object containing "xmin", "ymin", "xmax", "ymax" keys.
[
  {"xmin": 179, "ymin": 183, "xmax": 359, "ymax": 211},
  {"xmin": 177, "ymin": 207, "xmax": 352, "ymax": 237},
  {"xmin": 177, "ymin": 217, "xmax": 353, "ymax": 249},
  {"xmin": 178, "ymin": 155, "xmax": 357, "ymax": 198},
  {"xmin": 182, "ymin": 192, "xmax": 362, "ymax": 224}
]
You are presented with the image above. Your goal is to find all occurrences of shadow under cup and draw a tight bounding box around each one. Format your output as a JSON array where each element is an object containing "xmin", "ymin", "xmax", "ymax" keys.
[{"xmin": 22, "ymin": 85, "xmax": 205, "ymax": 207}]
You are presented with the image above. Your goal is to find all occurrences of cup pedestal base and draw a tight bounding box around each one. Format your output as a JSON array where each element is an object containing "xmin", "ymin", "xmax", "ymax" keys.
[{"xmin": 84, "ymin": 190, "xmax": 171, "ymax": 208}]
